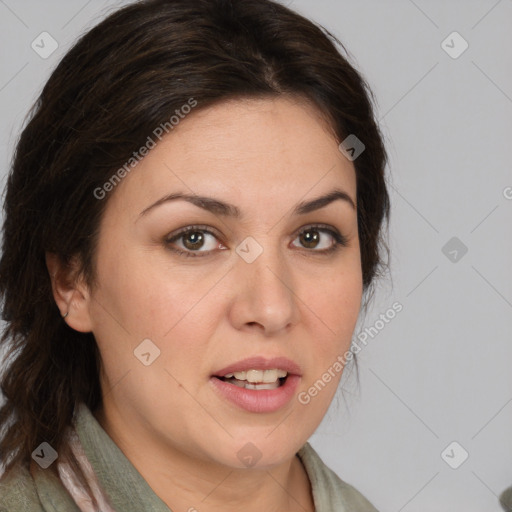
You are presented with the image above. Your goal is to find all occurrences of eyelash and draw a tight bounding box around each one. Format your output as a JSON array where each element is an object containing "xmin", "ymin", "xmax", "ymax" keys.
[{"xmin": 165, "ymin": 224, "xmax": 348, "ymax": 258}]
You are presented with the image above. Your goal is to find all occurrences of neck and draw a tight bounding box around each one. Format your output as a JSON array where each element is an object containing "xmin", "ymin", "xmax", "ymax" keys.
[{"xmin": 93, "ymin": 404, "xmax": 314, "ymax": 512}]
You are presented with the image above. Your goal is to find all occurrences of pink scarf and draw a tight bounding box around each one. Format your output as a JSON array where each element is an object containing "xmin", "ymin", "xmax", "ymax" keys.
[{"xmin": 56, "ymin": 426, "xmax": 117, "ymax": 512}]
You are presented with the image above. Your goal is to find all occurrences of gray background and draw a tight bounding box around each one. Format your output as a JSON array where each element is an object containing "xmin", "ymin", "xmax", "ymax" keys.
[{"xmin": 1, "ymin": 1, "xmax": 511, "ymax": 510}]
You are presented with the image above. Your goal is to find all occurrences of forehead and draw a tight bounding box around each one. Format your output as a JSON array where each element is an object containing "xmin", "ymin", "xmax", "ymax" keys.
[{"xmin": 104, "ymin": 96, "xmax": 356, "ymax": 218}]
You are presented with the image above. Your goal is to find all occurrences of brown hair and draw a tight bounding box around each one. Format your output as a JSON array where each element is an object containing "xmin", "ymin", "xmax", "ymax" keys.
[{"xmin": 0, "ymin": 0, "xmax": 389, "ymax": 474}]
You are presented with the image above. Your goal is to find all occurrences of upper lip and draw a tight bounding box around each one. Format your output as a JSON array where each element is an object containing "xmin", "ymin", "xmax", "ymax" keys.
[{"xmin": 212, "ymin": 356, "xmax": 302, "ymax": 377}]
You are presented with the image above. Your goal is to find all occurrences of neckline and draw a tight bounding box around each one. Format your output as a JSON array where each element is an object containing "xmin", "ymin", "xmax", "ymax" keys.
[{"xmin": 76, "ymin": 402, "xmax": 320, "ymax": 512}]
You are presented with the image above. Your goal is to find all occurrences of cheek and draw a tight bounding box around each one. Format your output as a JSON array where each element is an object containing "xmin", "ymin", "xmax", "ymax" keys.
[
  {"xmin": 333, "ymin": 277, "xmax": 362, "ymax": 338},
  {"xmin": 298, "ymin": 270, "xmax": 362, "ymax": 392},
  {"xmin": 308, "ymin": 266, "xmax": 362, "ymax": 337},
  {"xmin": 91, "ymin": 246, "xmax": 222, "ymax": 368},
  {"xmin": 92, "ymin": 241, "xmax": 187, "ymax": 332}
]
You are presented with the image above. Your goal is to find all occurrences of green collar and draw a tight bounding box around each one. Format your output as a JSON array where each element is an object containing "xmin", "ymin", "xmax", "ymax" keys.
[{"xmin": 30, "ymin": 401, "xmax": 373, "ymax": 511}]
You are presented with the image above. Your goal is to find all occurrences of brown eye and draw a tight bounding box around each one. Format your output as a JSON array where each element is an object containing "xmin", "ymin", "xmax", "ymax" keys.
[
  {"xmin": 299, "ymin": 229, "xmax": 321, "ymax": 249},
  {"xmin": 182, "ymin": 231, "xmax": 205, "ymax": 250},
  {"xmin": 291, "ymin": 224, "xmax": 348, "ymax": 254},
  {"xmin": 165, "ymin": 225, "xmax": 224, "ymax": 258},
  {"xmin": 166, "ymin": 224, "xmax": 347, "ymax": 259}
]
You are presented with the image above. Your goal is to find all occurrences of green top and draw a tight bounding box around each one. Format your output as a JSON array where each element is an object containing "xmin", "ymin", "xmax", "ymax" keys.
[{"xmin": 0, "ymin": 402, "xmax": 378, "ymax": 511}]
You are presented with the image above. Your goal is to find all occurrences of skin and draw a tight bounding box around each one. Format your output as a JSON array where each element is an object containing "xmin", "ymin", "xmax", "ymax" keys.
[{"xmin": 47, "ymin": 95, "xmax": 362, "ymax": 512}]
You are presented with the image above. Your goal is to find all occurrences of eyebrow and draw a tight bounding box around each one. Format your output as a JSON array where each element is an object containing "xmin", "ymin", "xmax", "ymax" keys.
[{"xmin": 138, "ymin": 188, "xmax": 356, "ymax": 219}]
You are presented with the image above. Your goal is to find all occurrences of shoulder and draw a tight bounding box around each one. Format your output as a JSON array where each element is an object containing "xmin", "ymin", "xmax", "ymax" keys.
[
  {"xmin": 500, "ymin": 485, "xmax": 512, "ymax": 511},
  {"xmin": 0, "ymin": 464, "xmax": 44, "ymax": 511},
  {"xmin": 297, "ymin": 442, "xmax": 379, "ymax": 512}
]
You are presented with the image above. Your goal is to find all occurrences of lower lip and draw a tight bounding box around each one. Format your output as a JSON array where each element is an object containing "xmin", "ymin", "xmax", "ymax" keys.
[{"xmin": 209, "ymin": 375, "xmax": 301, "ymax": 413}]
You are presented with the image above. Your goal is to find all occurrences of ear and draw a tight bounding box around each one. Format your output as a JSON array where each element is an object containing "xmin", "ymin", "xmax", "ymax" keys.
[{"xmin": 45, "ymin": 252, "xmax": 94, "ymax": 333}]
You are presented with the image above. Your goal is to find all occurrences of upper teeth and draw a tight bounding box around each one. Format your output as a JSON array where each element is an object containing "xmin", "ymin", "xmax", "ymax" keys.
[{"xmin": 224, "ymin": 369, "xmax": 288, "ymax": 383}]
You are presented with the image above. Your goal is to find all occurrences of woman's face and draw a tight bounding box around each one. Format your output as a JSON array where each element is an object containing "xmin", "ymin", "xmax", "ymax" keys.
[{"xmin": 77, "ymin": 96, "xmax": 362, "ymax": 469}]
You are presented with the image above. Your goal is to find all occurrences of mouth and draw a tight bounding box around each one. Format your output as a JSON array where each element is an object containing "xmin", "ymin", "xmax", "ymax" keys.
[
  {"xmin": 215, "ymin": 369, "xmax": 289, "ymax": 390},
  {"xmin": 209, "ymin": 356, "xmax": 302, "ymax": 413},
  {"xmin": 212, "ymin": 356, "xmax": 301, "ymax": 389}
]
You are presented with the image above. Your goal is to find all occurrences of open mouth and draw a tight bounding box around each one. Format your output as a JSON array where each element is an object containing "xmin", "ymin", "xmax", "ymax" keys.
[
  {"xmin": 209, "ymin": 365, "xmax": 301, "ymax": 413},
  {"xmin": 216, "ymin": 374, "xmax": 288, "ymax": 390}
]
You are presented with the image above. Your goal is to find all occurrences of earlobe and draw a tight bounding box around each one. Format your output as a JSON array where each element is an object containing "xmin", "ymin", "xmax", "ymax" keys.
[{"xmin": 45, "ymin": 252, "xmax": 94, "ymax": 333}]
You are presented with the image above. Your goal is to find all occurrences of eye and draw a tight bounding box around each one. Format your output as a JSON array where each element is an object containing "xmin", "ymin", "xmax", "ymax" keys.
[
  {"xmin": 165, "ymin": 225, "xmax": 225, "ymax": 258},
  {"xmin": 291, "ymin": 224, "xmax": 347, "ymax": 254},
  {"xmin": 165, "ymin": 223, "xmax": 348, "ymax": 258}
]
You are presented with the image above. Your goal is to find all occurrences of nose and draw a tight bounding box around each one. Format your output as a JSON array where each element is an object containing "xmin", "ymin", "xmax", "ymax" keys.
[{"xmin": 228, "ymin": 241, "xmax": 299, "ymax": 336}]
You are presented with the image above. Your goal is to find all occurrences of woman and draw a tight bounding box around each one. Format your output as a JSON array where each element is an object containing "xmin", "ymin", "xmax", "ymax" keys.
[{"xmin": 0, "ymin": 0, "xmax": 390, "ymax": 510}]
